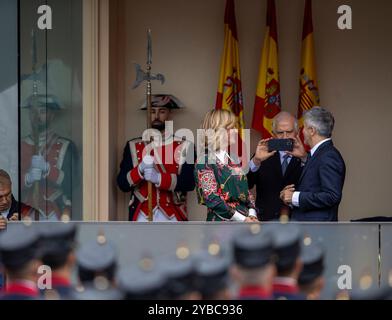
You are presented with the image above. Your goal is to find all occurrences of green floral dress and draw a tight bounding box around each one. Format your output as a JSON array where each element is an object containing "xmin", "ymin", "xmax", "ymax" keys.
[{"xmin": 195, "ymin": 152, "xmax": 256, "ymax": 221}]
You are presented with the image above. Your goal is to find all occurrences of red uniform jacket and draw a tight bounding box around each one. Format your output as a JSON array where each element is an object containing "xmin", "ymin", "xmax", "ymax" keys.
[{"xmin": 117, "ymin": 136, "xmax": 195, "ymax": 221}]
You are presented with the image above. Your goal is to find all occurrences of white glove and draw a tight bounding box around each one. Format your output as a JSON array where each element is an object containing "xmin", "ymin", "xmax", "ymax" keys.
[
  {"xmin": 144, "ymin": 167, "xmax": 161, "ymax": 185},
  {"xmin": 26, "ymin": 168, "xmax": 43, "ymax": 186},
  {"xmin": 138, "ymin": 155, "xmax": 155, "ymax": 175},
  {"xmin": 31, "ymin": 155, "xmax": 50, "ymax": 175},
  {"xmin": 249, "ymin": 208, "xmax": 257, "ymax": 218}
]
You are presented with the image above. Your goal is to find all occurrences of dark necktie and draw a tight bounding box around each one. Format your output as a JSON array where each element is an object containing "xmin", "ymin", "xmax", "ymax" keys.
[{"xmin": 282, "ymin": 154, "xmax": 290, "ymax": 176}]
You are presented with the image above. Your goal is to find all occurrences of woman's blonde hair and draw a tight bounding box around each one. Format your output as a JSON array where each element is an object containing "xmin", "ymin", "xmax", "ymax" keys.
[{"xmin": 200, "ymin": 109, "xmax": 238, "ymax": 151}]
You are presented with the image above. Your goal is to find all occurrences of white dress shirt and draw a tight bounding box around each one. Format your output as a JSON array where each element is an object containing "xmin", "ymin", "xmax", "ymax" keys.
[
  {"xmin": 1, "ymin": 209, "xmax": 9, "ymax": 219},
  {"xmin": 249, "ymin": 151, "xmax": 292, "ymax": 173},
  {"xmin": 216, "ymin": 149, "xmax": 229, "ymax": 164}
]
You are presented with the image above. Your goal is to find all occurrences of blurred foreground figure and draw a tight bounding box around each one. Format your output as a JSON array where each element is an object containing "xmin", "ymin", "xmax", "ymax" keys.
[
  {"xmin": 77, "ymin": 238, "xmax": 117, "ymax": 284},
  {"xmin": 38, "ymin": 223, "xmax": 77, "ymax": 299},
  {"xmin": 232, "ymin": 227, "xmax": 276, "ymax": 299},
  {"xmin": 73, "ymin": 237, "xmax": 121, "ymax": 300},
  {"xmin": 0, "ymin": 224, "xmax": 42, "ymax": 300},
  {"xmin": 194, "ymin": 251, "xmax": 232, "ymax": 300},
  {"xmin": 272, "ymin": 224, "xmax": 305, "ymax": 300},
  {"xmin": 347, "ymin": 286, "xmax": 392, "ymax": 301},
  {"xmin": 159, "ymin": 250, "xmax": 200, "ymax": 300},
  {"xmin": 118, "ymin": 259, "xmax": 168, "ymax": 300},
  {"xmin": 298, "ymin": 242, "xmax": 325, "ymax": 300}
]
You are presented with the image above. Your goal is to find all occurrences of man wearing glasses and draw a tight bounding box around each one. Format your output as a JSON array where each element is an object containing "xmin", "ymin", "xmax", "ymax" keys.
[
  {"xmin": 0, "ymin": 169, "xmax": 37, "ymax": 228},
  {"xmin": 247, "ymin": 112, "xmax": 307, "ymax": 221}
]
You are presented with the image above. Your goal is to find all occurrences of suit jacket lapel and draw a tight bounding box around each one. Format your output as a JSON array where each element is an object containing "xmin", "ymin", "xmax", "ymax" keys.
[
  {"xmin": 7, "ymin": 196, "xmax": 18, "ymax": 220},
  {"xmin": 298, "ymin": 155, "xmax": 312, "ymax": 184},
  {"xmin": 311, "ymin": 140, "xmax": 333, "ymax": 158}
]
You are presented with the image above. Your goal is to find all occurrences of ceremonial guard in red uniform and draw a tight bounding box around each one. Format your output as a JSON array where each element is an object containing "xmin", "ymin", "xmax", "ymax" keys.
[
  {"xmin": 117, "ymin": 94, "xmax": 195, "ymax": 221},
  {"xmin": 20, "ymin": 93, "xmax": 77, "ymax": 220}
]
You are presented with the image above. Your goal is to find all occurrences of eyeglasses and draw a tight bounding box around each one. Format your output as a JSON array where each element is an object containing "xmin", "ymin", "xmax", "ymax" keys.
[
  {"xmin": 0, "ymin": 191, "xmax": 12, "ymax": 202},
  {"xmin": 274, "ymin": 129, "xmax": 294, "ymax": 135}
]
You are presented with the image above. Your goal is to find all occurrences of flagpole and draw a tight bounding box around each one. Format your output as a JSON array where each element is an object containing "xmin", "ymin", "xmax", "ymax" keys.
[{"xmin": 146, "ymin": 30, "xmax": 153, "ymax": 222}]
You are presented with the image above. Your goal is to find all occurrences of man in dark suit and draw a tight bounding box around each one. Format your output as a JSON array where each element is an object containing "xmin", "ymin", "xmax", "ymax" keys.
[
  {"xmin": 0, "ymin": 169, "xmax": 38, "ymax": 227},
  {"xmin": 248, "ymin": 112, "xmax": 305, "ymax": 221},
  {"xmin": 0, "ymin": 170, "xmax": 18, "ymax": 225},
  {"xmin": 280, "ymin": 107, "xmax": 346, "ymax": 221}
]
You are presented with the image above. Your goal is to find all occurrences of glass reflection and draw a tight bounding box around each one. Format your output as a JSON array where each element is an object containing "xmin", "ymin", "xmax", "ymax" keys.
[{"xmin": 20, "ymin": 0, "xmax": 82, "ymax": 220}]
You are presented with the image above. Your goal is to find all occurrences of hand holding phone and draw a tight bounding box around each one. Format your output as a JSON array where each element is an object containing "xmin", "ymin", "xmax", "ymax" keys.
[
  {"xmin": 253, "ymin": 139, "xmax": 277, "ymax": 165},
  {"xmin": 267, "ymin": 139, "xmax": 294, "ymax": 152}
]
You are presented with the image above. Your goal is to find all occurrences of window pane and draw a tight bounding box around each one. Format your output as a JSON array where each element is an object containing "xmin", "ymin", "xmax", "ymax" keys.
[
  {"xmin": 0, "ymin": 0, "xmax": 18, "ymax": 198},
  {"xmin": 19, "ymin": 0, "xmax": 83, "ymax": 220}
]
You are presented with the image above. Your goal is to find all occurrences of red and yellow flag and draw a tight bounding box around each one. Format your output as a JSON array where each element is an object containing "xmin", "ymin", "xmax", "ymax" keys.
[
  {"xmin": 252, "ymin": 0, "xmax": 281, "ymax": 138},
  {"xmin": 297, "ymin": 0, "xmax": 320, "ymax": 129},
  {"xmin": 216, "ymin": 0, "xmax": 245, "ymax": 130}
]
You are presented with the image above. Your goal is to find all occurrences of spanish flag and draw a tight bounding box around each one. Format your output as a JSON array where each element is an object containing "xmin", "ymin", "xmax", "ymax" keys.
[
  {"xmin": 216, "ymin": 0, "xmax": 245, "ymax": 131},
  {"xmin": 297, "ymin": 0, "xmax": 320, "ymax": 128},
  {"xmin": 252, "ymin": 0, "xmax": 281, "ymax": 138}
]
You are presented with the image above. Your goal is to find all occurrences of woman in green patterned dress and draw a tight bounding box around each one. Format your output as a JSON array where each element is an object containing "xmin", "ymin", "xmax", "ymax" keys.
[{"xmin": 195, "ymin": 109, "xmax": 258, "ymax": 222}]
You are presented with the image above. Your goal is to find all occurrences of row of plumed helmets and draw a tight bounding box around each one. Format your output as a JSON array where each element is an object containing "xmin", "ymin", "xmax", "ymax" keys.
[{"xmin": 0, "ymin": 222, "xmax": 391, "ymax": 300}]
